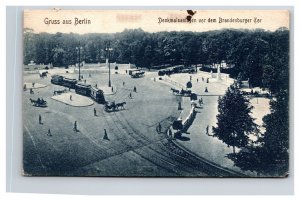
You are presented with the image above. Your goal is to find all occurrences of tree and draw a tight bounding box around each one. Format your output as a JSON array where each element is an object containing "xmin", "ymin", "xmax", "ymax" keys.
[
  {"xmin": 213, "ymin": 84, "xmax": 258, "ymax": 153},
  {"xmin": 260, "ymin": 89, "xmax": 289, "ymax": 175},
  {"xmin": 227, "ymin": 89, "xmax": 289, "ymax": 176}
]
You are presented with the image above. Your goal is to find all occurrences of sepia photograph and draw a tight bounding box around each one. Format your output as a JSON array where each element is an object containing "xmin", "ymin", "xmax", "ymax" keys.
[{"xmin": 22, "ymin": 9, "xmax": 290, "ymax": 177}]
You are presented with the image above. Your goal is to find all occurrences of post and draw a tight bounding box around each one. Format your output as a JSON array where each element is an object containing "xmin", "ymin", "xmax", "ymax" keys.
[
  {"xmin": 78, "ymin": 47, "xmax": 81, "ymax": 80},
  {"xmin": 108, "ymin": 49, "xmax": 111, "ymax": 87}
]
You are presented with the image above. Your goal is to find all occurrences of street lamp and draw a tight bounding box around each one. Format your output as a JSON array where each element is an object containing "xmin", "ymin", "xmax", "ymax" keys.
[
  {"xmin": 76, "ymin": 46, "xmax": 83, "ymax": 80},
  {"xmin": 105, "ymin": 42, "xmax": 113, "ymax": 87}
]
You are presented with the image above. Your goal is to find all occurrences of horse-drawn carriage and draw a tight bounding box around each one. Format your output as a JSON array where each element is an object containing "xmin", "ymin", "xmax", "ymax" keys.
[
  {"xmin": 104, "ymin": 101, "xmax": 126, "ymax": 112},
  {"xmin": 170, "ymin": 88, "xmax": 192, "ymax": 97},
  {"xmin": 29, "ymin": 98, "xmax": 47, "ymax": 107}
]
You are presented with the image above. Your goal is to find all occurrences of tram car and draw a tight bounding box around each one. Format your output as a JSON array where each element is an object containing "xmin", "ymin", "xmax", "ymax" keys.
[
  {"xmin": 91, "ymin": 86, "xmax": 106, "ymax": 104},
  {"xmin": 75, "ymin": 83, "xmax": 91, "ymax": 97},
  {"xmin": 62, "ymin": 77, "xmax": 77, "ymax": 89},
  {"xmin": 51, "ymin": 75, "xmax": 106, "ymax": 104},
  {"xmin": 51, "ymin": 75, "xmax": 64, "ymax": 85}
]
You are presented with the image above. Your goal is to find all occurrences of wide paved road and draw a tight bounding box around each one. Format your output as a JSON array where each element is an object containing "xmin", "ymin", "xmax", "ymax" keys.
[{"xmin": 23, "ymin": 70, "xmax": 243, "ymax": 177}]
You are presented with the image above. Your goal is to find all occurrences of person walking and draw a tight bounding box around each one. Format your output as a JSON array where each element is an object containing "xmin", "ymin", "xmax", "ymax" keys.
[
  {"xmin": 206, "ymin": 125, "xmax": 209, "ymax": 135},
  {"xmin": 123, "ymin": 81, "xmax": 125, "ymax": 86},
  {"xmin": 103, "ymin": 129, "xmax": 109, "ymax": 140},
  {"xmin": 73, "ymin": 121, "xmax": 77, "ymax": 132},
  {"xmin": 168, "ymin": 129, "xmax": 173, "ymax": 138},
  {"xmin": 70, "ymin": 95, "xmax": 72, "ymax": 101},
  {"xmin": 94, "ymin": 108, "xmax": 97, "ymax": 116},
  {"xmin": 39, "ymin": 114, "xmax": 42, "ymax": 124},
  {"xmin": 157, "ymin": 123, "xmax": 162, "ymax": 133},
  {"xmin": 129, "ymin": 92, "xmax": 132, "ymax": 99},
  {"xmin": 133, "ymin": 86, "xmax": 137, "ymax": 93},
  {"xmin": 47, "ymin": 128, "xmax": 52, "ymax": 136}
]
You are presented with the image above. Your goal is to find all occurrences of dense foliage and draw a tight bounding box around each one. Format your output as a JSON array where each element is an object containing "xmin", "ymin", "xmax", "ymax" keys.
[
  {"xmin": 213, "ymin": 84, "xmax": 258, "ymax": 154},
  {"xmin": 24, "ymin": 27, "xmax": 289, "ymax": 88}
]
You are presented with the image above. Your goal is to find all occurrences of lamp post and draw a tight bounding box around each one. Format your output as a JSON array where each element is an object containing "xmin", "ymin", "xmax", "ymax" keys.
[
  {"xmin": 105, "ymin": 42, "xmax": 113, "ymax": 87},
  {"xmin": 76, "ymin": 46, "xmax": 83, "ymax": 80}
]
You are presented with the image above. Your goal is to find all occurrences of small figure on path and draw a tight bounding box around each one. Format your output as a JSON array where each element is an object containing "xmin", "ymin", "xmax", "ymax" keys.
[
  {"xmin": 157, "ymin": 123, "xmax": 162, "ymax": 133},
  {"xmin": 205, "ymin": 87, "xmax": 208, "ymax": 93},
  {"xmin": 190, "ymin": 75, "xmax": 192, "ymax": 81},
  {"xmin": 32, "ymin": 82, "xmax": 35, "ymax": 87},
  {"xmin": 133, "ymin": 86, "xmax": 137, "ymax": 93},
  {"xmin": 23, "ymin": 84, "xmax": 27, "ymax": 91},
  {"xmin": 103, "ymin": 129, "xmax": 110, "ymax": 140},
  {"xmin": 123, "ymin": 81, "xmax": 125, "ymax": 86},
  {"xmin": 202, "ymin": 77, "xmax": 204, "ymax": 82},
  {"xmin": 84, "ymin": 79, "xmax": 86, "ymax": 84},
  {"xmin": 39, "ymin": 114, "xmax": 42, "ymax": 124},
  {"xmin": 197, "ymin": 78, "xmax": 198, "ymax": 83},
  {"xmin": 178, "ymin": 101, "xmax": 182, "ymax": 110},
  {"xmin": 112, "ymin": 86, "xmax": 114, "ymax": 92},
  {"xmin": 168, "ymin": 129, "xmax": 173, "ymax": 138},
  {"xmin": 30, "ymin": 88, "xmax": 34, "ymax": 94},
  {"xmin": 70, "ymin": 95, "xmax": 72, "ymax": 101},
  {"xmin": 207, "ymin": 78, "xmax": 209, "ymax": 83},
  {"xmin": 95, "ymin": 84, "xmax": 97, "ymax": 88},
  {"xmin": 73, "ymin": 121, "xmax": 78, "ymax": 132},
  {"xmin": 206, "ymin": 125, "xmax": 210, "ymax": 135},
  {"xmin": 129, "ymin": 92, "xmax": 132, "ymax": 99},
  {"xmin": 94, "ymin": 108, "xmax": 97, "ymax": 116},
  {"xmin": 89, "ymin": 73, "xmax": 91, "ymax": 77},
  {"xmin": 125, "ymin": 70, "xmax": 128, "ymax": 74},
  {"xmin": 47, "ymin": 128, "xmax": 52, "ymax": 136}
]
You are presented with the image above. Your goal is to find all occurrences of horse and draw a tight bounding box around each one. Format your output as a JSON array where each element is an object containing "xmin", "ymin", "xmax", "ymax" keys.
[
  {"xmin": 29, "ymin": 98, "xmax": 37, "ymax": 104},
  {"xmin": 116, "ymin": 102, "xmax": 126, "ymax": 110},
  {"xmin": 53, "ymin": 89, "xmax": 67, "ymax": 95},
  {"xmin": 170, "ymin": 88, "xmax": 180, "ymax": 94}
]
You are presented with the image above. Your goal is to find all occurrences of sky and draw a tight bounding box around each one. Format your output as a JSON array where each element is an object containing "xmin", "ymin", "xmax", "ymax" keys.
[{"xmin": 24, "ymin": 10, "xmax": 290, "ymax": 34}]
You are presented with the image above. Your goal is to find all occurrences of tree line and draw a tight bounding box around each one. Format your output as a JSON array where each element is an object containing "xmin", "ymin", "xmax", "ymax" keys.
[{"xmin": 24, "ymin": 27, "xmax": 289, "ymax": 90}]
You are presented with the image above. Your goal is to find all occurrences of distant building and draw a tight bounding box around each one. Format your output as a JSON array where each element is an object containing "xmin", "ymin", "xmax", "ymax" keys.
[
  {"xmin": 241, "ymin": 79, "xmax": 250, "ymax": 88},
  {"xmin": 28, "ymin": 60, "xmax": 36, "ymax": 66}
]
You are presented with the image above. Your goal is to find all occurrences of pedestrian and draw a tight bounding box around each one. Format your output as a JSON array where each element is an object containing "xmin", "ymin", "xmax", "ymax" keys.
[
  {"xmin": 202, "ymin": 77, "xmax": 204, "ymax": 82},
  {"xmin": 207, "ymin": 78, "xmax": 209, "ymax": 83},
  {"xmin": 95, "ymin": 84, "xmax": 97, "ymax": 88},
  {"xmin": 197, "ymin": 78, "xmax": 198, "ymax": 83},
  {"xmin": 190, "ymin": 75, "xmax": 192, "ymax": 81},
  {"xmin": 123, "ymin": 81, "xmax": 125, "ymax": 86},
  {"xmin": 168, "ymin": 129, "xmax": 173, "ymax": 138},
  {"xmin": 84, "ymin": 79, "xmax": 86, "ymax": 84},
  {"xmin": 73, "ymin": 121, "xmax": 77, "ymax": 132},
  {"xmin": 70, "ymin": 95, "xmax": 72, "ymax": 101},
  {"xmin": 178, "ymin": 101, "xmax": 182, "ymax": 110},
  {"xmin": 206, "ymin": 125, "xmax": 209, "ymax": 135},
  {"xmin": 69, "ymin": 87, "xmax": 71, "ymax": 91},
  {"xmin": 205, "ymin": 87, "xmax": 208, "ymax": 93},
  {"xmin": 103, "ymin": 129, "xmax": 109, "ymax": 140},
  {"xmin": 157, "ymin": 123, "xmax": 162, "ymax": 133},
  {"xmin": 32, "ymin": 82, "xmax": 35, "ymax": 87},
  {"xmin": 125, "ymin": 70, "xmax": 128, "ymax": 74},
  {"xmin": 39, "ymin": 114, "xmax": 42, "ymax": 124},
  {"xmin": 47, "ymin": 128, "xmax": 52, "ymax": 136},
  {"xmin": 129, "ymin": 92, "xmax": 132, "ymax": 99},
  {"xmin": 94, "ymin": 108, "xmax": 97, "ymax": 116},
  {"xmin": 133, "ymin": 86, "xmax": 136, "ymax": 92},
  {"xmin": 112, "ymin": 86, "xmax": 114, "ymax": 92}
]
